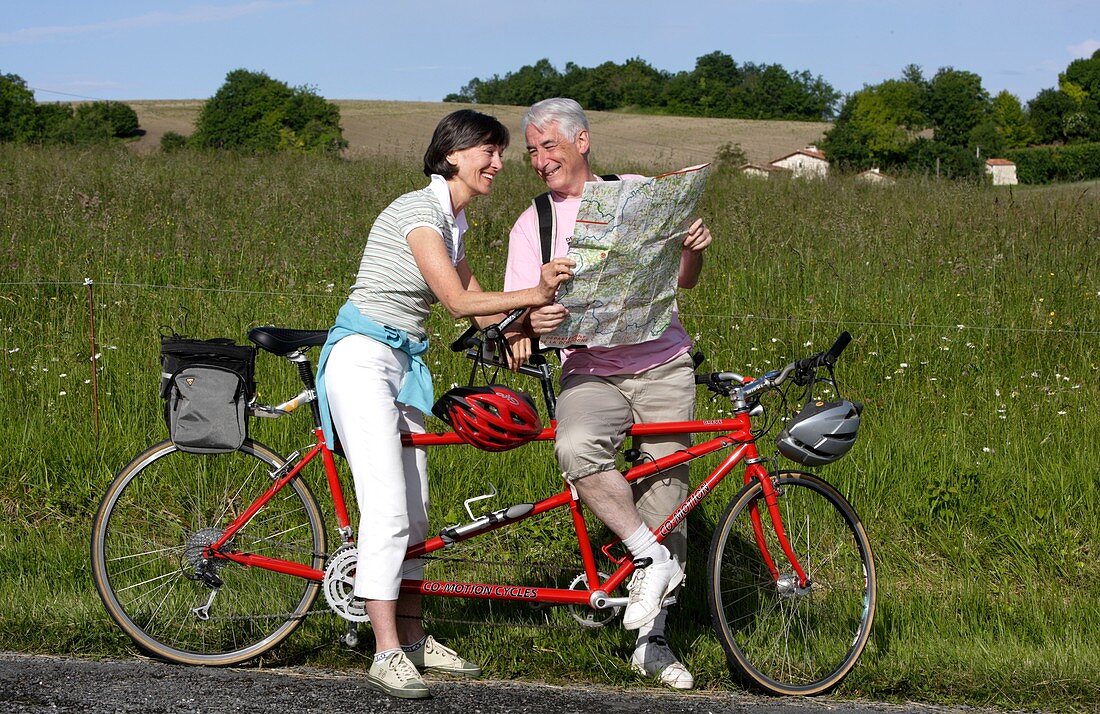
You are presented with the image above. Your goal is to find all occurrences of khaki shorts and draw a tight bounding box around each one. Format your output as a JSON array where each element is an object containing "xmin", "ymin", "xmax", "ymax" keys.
[{"xmin": 554, "ymin": 352, "xmax": 696, "ymax": 482}]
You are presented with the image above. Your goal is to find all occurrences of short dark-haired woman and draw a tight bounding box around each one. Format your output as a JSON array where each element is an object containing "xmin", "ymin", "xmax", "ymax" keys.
[{"xmin": 316, "ymin": 110, "xmax": 573, "ymax": 699}]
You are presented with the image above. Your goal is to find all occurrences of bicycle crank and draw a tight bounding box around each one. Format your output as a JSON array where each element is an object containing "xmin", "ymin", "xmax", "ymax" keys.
[
  {"xmin": 323, "ymin": 545, "xmax": 369, "ymax": 623},
  {"xmin": 567, "ymin": 572, "xmax": 620, "ymax": 628}
]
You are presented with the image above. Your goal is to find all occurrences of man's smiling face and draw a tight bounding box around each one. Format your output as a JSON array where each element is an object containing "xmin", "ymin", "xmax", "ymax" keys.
[{"xmin": 525, "ymin": 120, "xmax": 592, "ymax": 199}]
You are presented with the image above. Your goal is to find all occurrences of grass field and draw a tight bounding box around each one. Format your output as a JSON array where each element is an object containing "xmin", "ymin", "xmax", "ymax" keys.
[{"xmin": 0, "ymin": 137, "xmax": 1098, "ymax": 711}]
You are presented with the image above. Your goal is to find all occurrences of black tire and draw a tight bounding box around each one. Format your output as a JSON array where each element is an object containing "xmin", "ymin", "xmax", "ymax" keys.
[
  {"xmin": 90, "ymin": 439, "xmax": 326, "ymax": 665},
  {"xmin": 707, "ymin": 469, "xmax": 876, "ymax": 695}
]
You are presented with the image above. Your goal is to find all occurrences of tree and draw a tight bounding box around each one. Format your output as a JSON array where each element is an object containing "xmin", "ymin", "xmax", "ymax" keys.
[
  {"xmin": 1028, "ymin": 88, "xmax": 1076, "ymax": 144},
  {"xmin": 990, "ymin": 91, "xmax": 1035, "ymax": 149},
  {"xmin": 926, "ymin": 68, "xmax": 990, "ymax": 146},
  {"xmin": 0, "ymin": 72, "xmax": 39, "ymax": 142},
  {"xmin": 822, "ymin": 77, "xmax": 926, "ymax": 168},
  {"xmin": 191, "ymin": 69, "xmax": 346, "ymax": 153}
]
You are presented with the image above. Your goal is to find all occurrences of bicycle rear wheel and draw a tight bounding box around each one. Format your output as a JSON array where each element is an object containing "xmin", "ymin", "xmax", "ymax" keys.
[
  {"xmin": 91, "ymin": 439, "xmax": 326, "ymax": 665},
  {"xmin": 707, "ymin": 469, "xmax": 876, "ymax": 696}
]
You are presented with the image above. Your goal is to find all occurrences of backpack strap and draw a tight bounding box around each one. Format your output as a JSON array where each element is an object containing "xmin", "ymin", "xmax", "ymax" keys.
[{"xmin": 532, "ymin": 175, "xmax": 619, "ymax": 264}]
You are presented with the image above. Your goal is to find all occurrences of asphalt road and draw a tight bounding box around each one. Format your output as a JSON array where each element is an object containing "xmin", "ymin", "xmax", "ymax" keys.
[{"xmin": 0, "ymin": 652, "xmax": 981, "ymax": 714}]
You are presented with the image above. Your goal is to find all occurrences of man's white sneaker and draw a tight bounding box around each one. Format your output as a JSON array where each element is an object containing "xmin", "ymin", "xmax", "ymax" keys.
[
  {"xmin": 364, "ymin": 650, "xmax": 429, "ymax": 699},
  {"xmin": 631, "ymin": 636, "xmax": 695, "ymax": 690},
  {"xmin": 405, "ymin": 635, "xmax": 481, "ymax": 677},
  {"xmin": 622, "ymin": 557, "xmax": 684, "ymax": 630}
]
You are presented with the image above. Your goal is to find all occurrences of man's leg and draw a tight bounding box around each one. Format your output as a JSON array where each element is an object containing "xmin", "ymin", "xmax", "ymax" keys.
[
  {"xmin": 555, "ymin": 375, "xmax": 683, "ymax": 631},
  {"xmin": 626, "ymin": 353, "xmax": 697, "ymax": 689}
]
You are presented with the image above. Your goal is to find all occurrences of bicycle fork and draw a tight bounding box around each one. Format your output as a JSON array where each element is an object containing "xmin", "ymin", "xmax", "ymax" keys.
[{"xmin": 745, "ymin": 461, "xmax": 811, "ymax": 591}]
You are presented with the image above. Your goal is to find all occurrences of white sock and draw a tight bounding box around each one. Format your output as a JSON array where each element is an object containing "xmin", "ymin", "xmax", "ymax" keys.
[
  {"xmin": 374, "ymin": 648, "xmax": 401, "ymax": 663},
  {"xmin": 622, "ymin": 523, "xmax": 669, "ymax": 565}
]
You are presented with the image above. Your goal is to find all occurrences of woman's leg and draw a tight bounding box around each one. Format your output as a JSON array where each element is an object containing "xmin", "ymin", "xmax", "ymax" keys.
[{"xmin": 326, "ymin": 335, "xmax": 413, "ymax": 653}]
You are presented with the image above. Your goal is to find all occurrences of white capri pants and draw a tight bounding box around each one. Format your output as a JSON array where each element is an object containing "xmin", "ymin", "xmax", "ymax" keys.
[{"xmin": 324, "ymin": 334, "xmax": 428, "ymax": 600}]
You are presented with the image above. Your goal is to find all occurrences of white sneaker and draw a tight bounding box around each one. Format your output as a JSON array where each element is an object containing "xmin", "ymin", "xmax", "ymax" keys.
[
  {"xmin": 405, "ymin": 635, "xmax": 481, "ymax": 677},
  {"xmin": 631, "ymin": 636, "xmax": 695, "ymax": 690},
  {"xmin": 622, "ymin": 557, "xmax": 684, "ymax": 630},
  {"xmin": 365, "ymin": 650, "xmax": 429, "ymax": 699}
]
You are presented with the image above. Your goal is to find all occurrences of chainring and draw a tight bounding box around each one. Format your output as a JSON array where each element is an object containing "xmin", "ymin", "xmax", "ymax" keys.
[
  {"xmin": 323, "ymin": 544, "xmax": 369, "ymax": 623},
  {"xmin": 568, "ymin": 571, "xmax": 620, "ymax": 628}
]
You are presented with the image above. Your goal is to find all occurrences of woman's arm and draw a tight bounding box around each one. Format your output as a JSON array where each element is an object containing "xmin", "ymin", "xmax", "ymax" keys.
[{"xmin": 408, "ymin": 227, "xmax": 573, "ymax": 319}]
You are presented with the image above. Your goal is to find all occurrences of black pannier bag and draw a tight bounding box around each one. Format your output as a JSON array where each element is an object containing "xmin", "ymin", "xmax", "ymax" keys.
[{"xmin": 159, "ymin": 335, "xmax": 257, "ymax": 454}]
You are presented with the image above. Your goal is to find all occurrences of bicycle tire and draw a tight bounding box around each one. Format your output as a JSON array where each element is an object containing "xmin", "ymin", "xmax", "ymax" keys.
[
  {"xmin": 90, "ymin": 439, "xmax": 326, "ymax": 666},
  {"xmin": 707, "ymin": 469, "xmax": 876, "ymax": 696}
]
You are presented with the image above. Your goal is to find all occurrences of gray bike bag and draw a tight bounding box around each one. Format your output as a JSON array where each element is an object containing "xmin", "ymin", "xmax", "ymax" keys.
[{"xmin": 160, "ymin": 336, "xmax": 256, "ymax": 454}]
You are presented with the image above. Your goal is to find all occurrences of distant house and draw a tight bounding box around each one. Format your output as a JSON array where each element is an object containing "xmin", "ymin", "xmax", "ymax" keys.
[
  {"xmin": 985, "ymin": 158, "xmax": 1018, "ymax": 186},
  {"xmin": 740, "ymin": 162, "xmax": 787, "ymax": 179},
  {"xmin": 857, "ymin": 167, "xmax": 895, "ymax": 185},
  {"xmin": 769, "ymin": 146, "xmax": 829, "ymax": 179}
]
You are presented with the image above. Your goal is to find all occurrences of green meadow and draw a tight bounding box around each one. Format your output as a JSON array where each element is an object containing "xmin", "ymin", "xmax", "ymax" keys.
[{"xmin": 1, "ymin": 144, "xmax": 1097, "ymax": 711}]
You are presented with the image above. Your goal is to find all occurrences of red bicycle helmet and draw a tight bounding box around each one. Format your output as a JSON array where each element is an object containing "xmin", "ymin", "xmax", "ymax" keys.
[{"xmin": 431, "ymin": 385, "xmax": 542, "ymax": 452}]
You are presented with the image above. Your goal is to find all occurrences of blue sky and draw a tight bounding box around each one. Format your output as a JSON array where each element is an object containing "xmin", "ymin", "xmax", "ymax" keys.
[{"xmin": 3, "ymin": 1, "xmax": 1098, "ymax": 106}]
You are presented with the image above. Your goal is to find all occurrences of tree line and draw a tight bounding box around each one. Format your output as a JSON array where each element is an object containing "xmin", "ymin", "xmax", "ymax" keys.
[
  {"xmin": 444, "ymin": 53, "xmax": 839, "ymax": 122},
  {"xmin": 822, "ymin": 51, "xmax": 1100, "ymax": 177},
  {"xmin": 0, "ymin": 69, "xmax": 346, "ymax": 154}
]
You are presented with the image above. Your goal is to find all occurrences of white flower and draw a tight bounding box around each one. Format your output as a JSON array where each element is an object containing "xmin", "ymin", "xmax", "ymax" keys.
[
  {"xmin": 803, "ymin": 341, "xmax": 813, "ymax": 347},
  {"xmin": 7, "ymin": 347, "xmax": 18, "ymax": 354},
  {"xmin": 982, "ymin": 447, "xmax": 994, "ymax": 453},
  {"xmin": 58, "ymin": 391, "xmax": 66, "ymax": 396},
  {"xmin": 1057, "ymin": 410, "xmax": 1067, "ymax": 415},
  {"xmin": 900, "ymin": 363, "xmax": 909, "ymax": 368}
]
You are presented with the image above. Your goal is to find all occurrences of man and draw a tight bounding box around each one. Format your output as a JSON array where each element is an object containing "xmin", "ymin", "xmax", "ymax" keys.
[{"xmin": 504, "ymin": 97, "xmax": 712, "ymax": 690}]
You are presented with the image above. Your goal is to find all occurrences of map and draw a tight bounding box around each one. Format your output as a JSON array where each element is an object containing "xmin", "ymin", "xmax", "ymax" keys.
[{"xmin": 542, "ymin": 164, "xmax": 711, "ymax": 348}]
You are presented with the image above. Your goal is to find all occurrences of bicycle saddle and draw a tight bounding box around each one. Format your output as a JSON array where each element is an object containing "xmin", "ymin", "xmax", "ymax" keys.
[{"xmin": 248, "ymin": 327, "xmax": 328, "ymax": 356}]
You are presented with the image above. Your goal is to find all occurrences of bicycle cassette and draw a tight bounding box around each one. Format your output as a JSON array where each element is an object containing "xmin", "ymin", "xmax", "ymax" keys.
[{"xmin": 323, "ymin": 544, "xmax": 369, "ymax": 623}]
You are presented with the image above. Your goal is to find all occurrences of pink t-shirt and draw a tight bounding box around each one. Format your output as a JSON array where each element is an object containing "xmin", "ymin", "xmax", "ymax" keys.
[{"xmin": 505, "ymin": 177, "xmax": 692, "ymax": 379}]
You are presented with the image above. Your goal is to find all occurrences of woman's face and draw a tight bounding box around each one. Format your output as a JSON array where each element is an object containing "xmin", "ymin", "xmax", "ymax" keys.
[{"xmin": 447, "ymin": 143, "xmax": 505, "ymax": 198}]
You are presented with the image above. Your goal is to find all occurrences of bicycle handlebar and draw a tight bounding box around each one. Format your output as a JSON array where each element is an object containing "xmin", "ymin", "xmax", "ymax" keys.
[
  {"xmin": 695, "ymin": 332, "xmax": 852, "ymax": 398},
  {"xmin": 448, "ymin": 308, "xmax": 527, "ymax": 352}
]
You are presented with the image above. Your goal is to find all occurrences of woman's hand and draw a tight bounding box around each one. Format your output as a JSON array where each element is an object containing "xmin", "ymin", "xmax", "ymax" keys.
[{"xmin": 536, "ymin": 258, "xmax": 575, "ymax": 303}]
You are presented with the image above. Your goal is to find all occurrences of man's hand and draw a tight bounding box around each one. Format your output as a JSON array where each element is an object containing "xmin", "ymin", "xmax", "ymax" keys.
[
  {"xmin": 528, "ymin": 304, "xmax": 568, "ymax": 335},
  {"xmin": 683, "ymin": 217, "xmax": 712, "ymax": 252},
  {"xmin": 505, "ymin": 333, "xmax": 532, "ymax": 370}
]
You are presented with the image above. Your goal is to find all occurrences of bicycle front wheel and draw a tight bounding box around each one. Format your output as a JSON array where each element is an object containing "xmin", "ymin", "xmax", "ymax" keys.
[
  {"xmin": 90, "ymin": 439, "xmax": 326, "ymax": 666},
  {"xmin": 707, "ymin": 470, "xmax": 876, "ymax": 696}
]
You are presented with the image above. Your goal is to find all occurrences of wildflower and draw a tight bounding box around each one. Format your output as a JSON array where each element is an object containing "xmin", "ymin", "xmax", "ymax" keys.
[
  {"xmin": 803, "ymin": 341, "xmax": 812, "ymax": 347},
  {"xmin": 899, "ymin": 363, "xmax": 908, "ymax": 368},
  {"xmin": 1057, "ymin": 410, "xmax": 1067, "ymax": 416},
  {"xmin": 58, "ymin": 391, "xmax": 66, "ymax": 396},
  {"xmin": 982, "ymin": 447, "xmax": 994, "ymax": 454}
]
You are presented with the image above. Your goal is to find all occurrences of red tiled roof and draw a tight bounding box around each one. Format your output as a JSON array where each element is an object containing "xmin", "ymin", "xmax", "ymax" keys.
[{"xmin": 985, "ymin": 158, "xmax": 1015, "ymax": 166}]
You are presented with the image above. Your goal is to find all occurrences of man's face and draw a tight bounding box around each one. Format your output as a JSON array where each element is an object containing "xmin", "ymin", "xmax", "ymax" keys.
[{"xmin": 524, "ymin": 121, "xmax": 591, "ymax": 199}]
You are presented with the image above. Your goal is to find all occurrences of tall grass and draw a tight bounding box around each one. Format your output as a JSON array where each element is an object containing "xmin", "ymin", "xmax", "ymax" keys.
[{"xmin": 1, "ymin": 144, "xmax": 1097, "ymax": 710}]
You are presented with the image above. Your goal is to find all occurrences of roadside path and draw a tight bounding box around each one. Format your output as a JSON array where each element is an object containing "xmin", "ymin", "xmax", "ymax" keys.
[{"xmin": 1, "ymin": 652, "xmax": 985, "ymax": 714}]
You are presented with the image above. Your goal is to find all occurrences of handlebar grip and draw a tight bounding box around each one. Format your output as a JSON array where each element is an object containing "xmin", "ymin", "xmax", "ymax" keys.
[
  {"xmin": 449, "ymin": 324, "xmax": 480, "ymax": 352},
  {"xmin": 497, "ymin": 307, "xmax": 527, "ymax": 332},
  {"xmin": 824, "ymin": 331, "xmax": 852, "ymax": 366}
]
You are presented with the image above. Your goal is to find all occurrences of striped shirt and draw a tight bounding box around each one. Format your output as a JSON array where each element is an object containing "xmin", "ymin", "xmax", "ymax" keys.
[{"xmin": 348, "ymin": 174, "xmax": 466, "ymax": 340}]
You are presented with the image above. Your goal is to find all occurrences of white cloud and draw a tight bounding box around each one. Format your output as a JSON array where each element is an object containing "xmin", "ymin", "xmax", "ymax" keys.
[
  {"xmin": 1067, "ymin": 39, "xmax": 1100, "ymax": 58},
  {"xmin": 0, "ymin": 1, "xmax": 309, "ymax": 45}
]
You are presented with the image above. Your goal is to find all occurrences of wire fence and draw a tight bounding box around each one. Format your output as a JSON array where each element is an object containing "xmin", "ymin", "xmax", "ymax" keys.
[{"xmin": 3, "ymin": 279, "xmax": 1098, "ymax": 337}]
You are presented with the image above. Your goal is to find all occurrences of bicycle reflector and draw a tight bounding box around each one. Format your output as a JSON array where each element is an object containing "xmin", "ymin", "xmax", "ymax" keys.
[
  {"xmin": 776, "ymin": 399, "xmax": 862, "ymax": 466},
  {"xmin": 432, "ymin": 385, "xmax": 542, "ymax": 452}
]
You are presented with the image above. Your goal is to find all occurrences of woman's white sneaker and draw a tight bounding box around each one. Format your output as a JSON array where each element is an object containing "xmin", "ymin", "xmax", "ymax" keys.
[
  {"xmin": 405, "ymin": 635, "xmax": 481, "ymax": 677},
  {"xmin": 631, "ymin": 636, "xmax": 695, "ymax": 690},
  {"xmin": 365, "ymin": 650, "xmax": 429, "ymax": 699}
]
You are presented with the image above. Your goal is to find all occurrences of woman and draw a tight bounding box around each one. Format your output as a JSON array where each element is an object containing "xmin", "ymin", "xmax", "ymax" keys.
[{"xmin": 317, "ymin": 109, "xmax": 573, "ymax": 700}]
